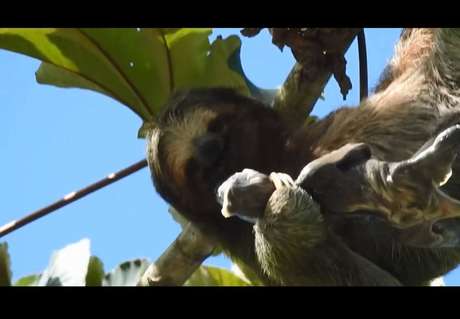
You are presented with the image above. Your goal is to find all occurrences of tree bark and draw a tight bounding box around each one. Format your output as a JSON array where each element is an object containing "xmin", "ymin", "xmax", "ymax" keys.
[
  {"xmin": 138, "ymin": 223, "xmax": 215, "ymax": 286},
  {"xmin": 273, "ymin": 28, "xmax": 360, "ymax": 129}
]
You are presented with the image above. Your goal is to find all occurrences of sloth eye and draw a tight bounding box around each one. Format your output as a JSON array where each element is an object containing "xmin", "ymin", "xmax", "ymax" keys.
[{"xmin": 194, "ymin": 134, "xmax": 225, "ymax": 167}]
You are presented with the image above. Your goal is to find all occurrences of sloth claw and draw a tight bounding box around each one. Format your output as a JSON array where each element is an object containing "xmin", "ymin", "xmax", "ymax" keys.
[
  {"xmin": 217, "ymin": 170, "xmax": 297, "ymax": 223},
  {"xmin": 269, "ymin": 172, "xmax": 296, "ymax": 190},
  {"xmin": 296, "ymin": 125, "xmax": 460, "ymax": 246},
  {"xmin": 217, "ymin": 169, "xmax": 274, "ymax": 221},
  {"xmin": 386, "ymin": 125, "xmax": 460, "ymax": 225},
  {"xmin": 390, "ymin": 124, "xmax": 460, "ymax": 188},
  {"xmin": 373, "ymin": 125, "xmax": 460, "ymax": 246}
]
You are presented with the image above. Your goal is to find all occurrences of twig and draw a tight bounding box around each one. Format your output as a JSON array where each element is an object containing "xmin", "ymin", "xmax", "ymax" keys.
[{"xmin": 0, "ymin": 159, "xmax": 148, "ymax": 238}]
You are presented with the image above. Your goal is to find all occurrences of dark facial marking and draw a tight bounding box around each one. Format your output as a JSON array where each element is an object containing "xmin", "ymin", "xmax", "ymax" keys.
[{"xmin": 193, "ymin": 133, "xmax": 225, "ymax": 167}]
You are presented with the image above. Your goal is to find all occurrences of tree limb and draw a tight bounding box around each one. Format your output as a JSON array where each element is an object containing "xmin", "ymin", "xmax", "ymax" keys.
[
  {"xmin": 138, "ymin": 223, "xmax": 215, "ymax": 286},
  {"xmin": 272, "ymin": 28, "xmax": 360, "ymax": 129}
]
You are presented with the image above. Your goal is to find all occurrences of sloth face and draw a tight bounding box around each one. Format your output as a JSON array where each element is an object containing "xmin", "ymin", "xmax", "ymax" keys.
[{"xmin": 148, "ymin": 88, "xmax": 286, "ymax": 222}]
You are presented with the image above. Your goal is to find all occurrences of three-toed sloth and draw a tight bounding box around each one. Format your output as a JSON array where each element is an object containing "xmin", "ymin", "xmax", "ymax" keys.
[{"xmin": 147, "ymin": 29, "xmax": 460, "ymax": 285}]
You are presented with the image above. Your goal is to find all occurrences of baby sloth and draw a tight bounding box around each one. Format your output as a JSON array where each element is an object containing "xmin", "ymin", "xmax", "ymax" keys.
[{"xmin": 217, "ymin": 126, "xmax": 460, "ymax": 285}]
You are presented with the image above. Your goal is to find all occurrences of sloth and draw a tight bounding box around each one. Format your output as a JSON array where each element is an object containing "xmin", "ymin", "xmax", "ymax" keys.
[{"xmin": 147, "ymin": 29, "xmax": 460, "ymax": 285}]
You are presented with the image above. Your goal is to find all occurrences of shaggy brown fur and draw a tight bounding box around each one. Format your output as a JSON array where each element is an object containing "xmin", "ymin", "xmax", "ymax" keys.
[{"xmin": 148, "ymin": 29, "xmax": 460, "ymax": 285}]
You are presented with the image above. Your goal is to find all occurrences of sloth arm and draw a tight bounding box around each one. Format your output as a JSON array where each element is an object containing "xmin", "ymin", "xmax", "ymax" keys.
[{"xmin": 218, "ymin": 169, "xmax": 401, "ymax": 285}]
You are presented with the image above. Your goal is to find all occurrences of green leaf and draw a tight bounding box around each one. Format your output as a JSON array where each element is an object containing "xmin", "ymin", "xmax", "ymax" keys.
[
  {"xmin": 85, "ymin": 256, "xmax": 105, "ymax": 287},
  {"xmin": 0, "ymin": 28, "xmax": 250, "ymax": 129},
  {"xmin": 184, "ymin": 265, "xmax": 250, "ymax": 286},
  {"xmin": 37, "ymin": 238, "xmax": 91, "ymax": 286},
  {"xmin": 0, "ymin": 28, "xmax": 154, "ymax": 120},
  {"xmin": 0, "ymin": 242, "xmax": 12, "ymax": 286},
  {"xmin": 103, "ymin": 258, "xmax": 150, "ymax": 286},
  {"xmin": 14, "ymin": 274, "xmax": 41, "ymax": 286},
  {"xmin": 192, "ymin": 35, "xmax": 250, "ymax": 94},
  {"xmin": 36, "ymin": 62, "xmax": 112, "ymax": 98},
  {"xmin": 229, "ymin": 262, "xmax": 265, "ymax": 286},
  {"xmin": 227, "ymin": 35, "xmax": 278, "ymax": 105}
]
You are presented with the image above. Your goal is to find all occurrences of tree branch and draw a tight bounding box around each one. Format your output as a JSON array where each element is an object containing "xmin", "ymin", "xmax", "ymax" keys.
[
  {"xmin": 138, "ymin": 222, "xmax": 215, "ymax": 286},
  {"xmin": 272, "ymin": 28, "xmax": 360, "ymax": 129}
]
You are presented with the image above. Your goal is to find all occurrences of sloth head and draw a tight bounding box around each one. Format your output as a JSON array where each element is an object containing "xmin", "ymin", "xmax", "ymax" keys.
[{"xmin": 147, "ymin": 88, "xmax": 287, "ymax": 227}]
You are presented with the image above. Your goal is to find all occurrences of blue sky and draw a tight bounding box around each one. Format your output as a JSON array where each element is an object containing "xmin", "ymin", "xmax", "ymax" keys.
[{"xmin": 1, "ymin": 28, "xmax": 458, "ymax": 285}]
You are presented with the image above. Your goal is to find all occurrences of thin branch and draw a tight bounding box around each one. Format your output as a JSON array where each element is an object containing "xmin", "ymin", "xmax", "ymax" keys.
[
  {"xmin": 0, "ymin": 159, "xmax": 148, "ymax": 238},
  {"xmin": 138, "ymin": 222, "xmax": 215, "ymax": 286}
]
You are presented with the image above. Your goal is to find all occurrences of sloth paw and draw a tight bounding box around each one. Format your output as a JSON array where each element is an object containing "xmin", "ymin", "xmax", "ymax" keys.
[
  {"xmin": 293, "ymin": 125, "xmax": 460, "ymax": 247},
  {"xmin": 386, "ymin": 125, "xmax": 460, "ymax": 226},
  {"xmin": 217, "ymin": 169, "xmax": 275, "ymax": 221},
  {"xmin": 269, "ymin": 172, "xmax": 296, "ymax": 190},
  {"xmin": 217, "ymin": 170, "xmax": 298, "ymax": 223}
]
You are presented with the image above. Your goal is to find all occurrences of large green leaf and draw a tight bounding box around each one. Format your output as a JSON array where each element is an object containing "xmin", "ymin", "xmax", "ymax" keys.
[
  {"xmin": 184, "ymin": 265, "xmax": 250, "ymax": 286},
  {"xmin": 103, "ymin": 258, "xmax": 149, "ymax": 286},
  {"xmin": 227, "ymin": 38, "xmax": 278, "ymax": 106},
  {"xmin": 0, "ymin": 28, "xmax": 250, "ymax": 127},
  {"xmin": 37, "ymin": 238, "xmax": 91, "ymax": 286},
  {"xmin": 0, "ymin": 242, "xmax": 12, "ymax": 286}
]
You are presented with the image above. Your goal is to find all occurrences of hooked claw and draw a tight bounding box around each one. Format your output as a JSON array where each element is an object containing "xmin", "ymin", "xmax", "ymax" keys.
[
  {"xmin": 297, "ymin": 125, "xmax": 460, "ymax": 247},
  {"xmin": 386, "ymin": 125, "xmax": 460, "ymax": 224}
]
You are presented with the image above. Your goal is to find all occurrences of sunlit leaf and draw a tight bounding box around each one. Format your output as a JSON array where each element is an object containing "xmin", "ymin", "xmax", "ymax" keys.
[
  {"xmin": 36, "ymin": 62, "xmax": 112, "ymax": 98},
  {"xmin": 0, "ymin": 28, "xmax": 250, "ymax": 130},
  {"xmin": 185, "ymin": 265, "xmax": 250, "ymax": 286},
  {"xmin": 230, "ymin": 262, "xmax": 264, "ymax": 286},
  {"xmin": 227, "ymin": 36, "xmax": 278, "ymax": 105},
  {"xmin": 103, "ymin": 258, "xmax": 149, "ymax": 286},
  {"xmin": 37, "ymin": 238, "xmax": 91, "ymax": 286},
  {"xmin": 14, "ymin": 274, "xmax": 41, "ymax": 286},
  {"xmin": 0, "ymin": 28, "xmax": 155, "ymax": 120}
]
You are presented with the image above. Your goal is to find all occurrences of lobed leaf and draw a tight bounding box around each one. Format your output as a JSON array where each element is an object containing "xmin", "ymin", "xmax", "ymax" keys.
[{"xmin": 0, "ymin": 28, "xmax": 252, "ymax": 133}]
